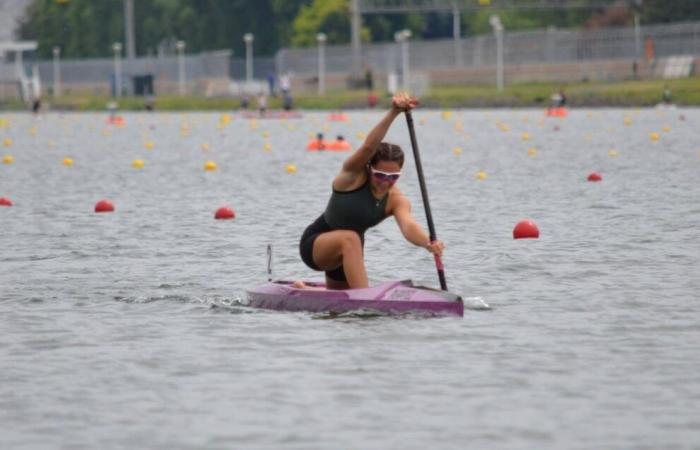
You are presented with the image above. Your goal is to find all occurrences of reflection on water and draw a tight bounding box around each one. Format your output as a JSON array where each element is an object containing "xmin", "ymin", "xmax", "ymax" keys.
[{"xmin": 1, "ymin": 109, "xmax": 699, "ymax": 449}]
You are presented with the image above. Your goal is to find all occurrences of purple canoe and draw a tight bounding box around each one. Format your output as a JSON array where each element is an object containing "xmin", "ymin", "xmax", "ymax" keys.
[{"xmin": 246, "ymin": 280, "xmax": 463, "ymax": 316}]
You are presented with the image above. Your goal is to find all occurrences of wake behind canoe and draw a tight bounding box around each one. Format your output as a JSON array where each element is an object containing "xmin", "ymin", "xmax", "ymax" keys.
[{"xmin": 246, "ymin": 280, "xmax": 464, "ymax": 316}]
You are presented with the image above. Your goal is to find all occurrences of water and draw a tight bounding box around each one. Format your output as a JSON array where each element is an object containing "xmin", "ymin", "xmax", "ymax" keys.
[{"xmin": 1, "ymin": 108, "xmax": 699, "ymax": 449}]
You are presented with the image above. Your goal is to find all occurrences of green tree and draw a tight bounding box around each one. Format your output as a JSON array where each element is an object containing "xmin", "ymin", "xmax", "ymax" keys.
[{"xmin": 19, "ymin": 0, "xmax": 311, "ymax": 58}]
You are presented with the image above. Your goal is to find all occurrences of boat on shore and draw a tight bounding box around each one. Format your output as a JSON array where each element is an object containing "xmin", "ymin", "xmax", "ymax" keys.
[{"xmin": 246, "ymin": 280, "xmax": 464, "ymax": 316}]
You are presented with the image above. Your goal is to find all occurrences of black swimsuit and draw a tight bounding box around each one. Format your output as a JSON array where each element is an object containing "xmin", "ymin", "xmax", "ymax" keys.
[{"xmin": 299, "ymin": 179, "xmax": 388, "ymax": 282}]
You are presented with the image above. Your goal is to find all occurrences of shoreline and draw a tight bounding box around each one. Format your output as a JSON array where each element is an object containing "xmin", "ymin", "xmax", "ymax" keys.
[{"xmin": 1, "ymin": 76, "xmax": 698, "ymax": 111}]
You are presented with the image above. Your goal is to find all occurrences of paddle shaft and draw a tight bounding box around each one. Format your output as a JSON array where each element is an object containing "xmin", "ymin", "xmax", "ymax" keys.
[{"xmin": 404, "ymin": 111, "xmax": 448, "ymax": 291}]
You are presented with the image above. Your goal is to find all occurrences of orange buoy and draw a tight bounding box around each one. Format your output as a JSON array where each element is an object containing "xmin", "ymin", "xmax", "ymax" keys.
[
  {"xmin": 215, "ymin": 206, "xmax": 235, "ymax": 220},
  {"xmin": 107, "ymin": 116, "xmax": 125, "ymax": 126},
  {"xmin": 587, "ymin": 172, "xmax": 602, "ymax": 182},
  {"xmin": 327, "ymin": 140, "xmax": 351, "ymax": 151},
  {"xmin": 546, "ymin": 107, "xmax": 568, "ymax": 118},
  {"xmin": 94, "ymin": 199, "xmax": 115, "ymax": 213},
  {"xmin": 0, "ymin": 196, "xmax": 12, "ymax": 207},
  {"xmin": 328, "ymin": 112, "xmax": 348, "ymax": 122},
  {"xmin": 513, "ymin": 220, "xmax": 539, "ymax": 239},
  {"xmin": 307, "ymin": 140, "xmax": 351, "ymax": 151}
]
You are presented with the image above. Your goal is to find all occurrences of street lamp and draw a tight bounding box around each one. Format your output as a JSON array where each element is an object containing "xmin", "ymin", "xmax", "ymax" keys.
[
  {"xmin": 394, "ymin": 29, "xmax": 412, "ymax": 91},
  {"xmin": 112, "ymin": 41, "xmax": 123, "ymax": 97},
  {"xmin": 176, "ymin": 40, "xmax": 186, "ymax": 96},
  {"xmin": 52, "ymin": 46, "xmax": 61, "ymax": 98},
  {"xmin": 489, "ymin": 15, "xmax": 504, "ymax": 92},
  {"xmin": 316, "ymin": 33, "xmax": 327, "ymax": 95},
  {"xmin": 243, "ymin": 33, "xmax": 254, "ymax": 84}
]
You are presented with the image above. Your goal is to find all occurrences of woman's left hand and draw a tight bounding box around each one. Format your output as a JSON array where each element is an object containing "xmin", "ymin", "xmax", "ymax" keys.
[{"xmin": 425, "ymin": 240, "xmax": 444, "ymax": 257}]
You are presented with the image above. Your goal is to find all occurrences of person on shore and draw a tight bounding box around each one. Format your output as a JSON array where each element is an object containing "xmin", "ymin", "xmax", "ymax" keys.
[
  {"xmin": 267, "ymin": 71, "xmax": 276, "ymax": 96},
  {"xmin": 662, "ymin": 85, "xmax": 673, "ymax": 105},
  {"xmin": 550, "ymin": 89, "xmax": 566, "ymax": 108},
  {"xmin": 31, "ymin": 97, "xmax": 41, "ymax": 114},
  {"xmin": 297, "ymin": 93, "xmax": 444, "ymax": 290},
  {"xmin": 280, "ymin": 73, "xmax": 290, "ymax": 96},
  {"xmin": 257, "ymin": 92, "xmax": 267, "ymax": 116}
]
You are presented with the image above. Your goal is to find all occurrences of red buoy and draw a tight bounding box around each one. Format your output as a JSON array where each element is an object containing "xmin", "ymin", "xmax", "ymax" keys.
[
  {"xmin": 587, "ymin": 172, "xmax": 602, "ymax": 182},
  {"xmin": 215, "ymin": 206, "xmax": 235, "ymax": 220},
  {"xmin": 513, "ymin": 219, "xmax": 540, "ymax": 239},
  {"xmin": 0, "ymin": 196, "xmax": 12, "ymax": 207},
  {"xmin": 94, "ymin": 199, "xmax": 115, "ymax": 213}
]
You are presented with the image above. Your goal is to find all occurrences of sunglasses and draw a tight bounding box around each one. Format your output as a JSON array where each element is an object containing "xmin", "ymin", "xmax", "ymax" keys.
[{"xmin": 370, "ymin": 167, "xmax": 401, "ymax": 183}]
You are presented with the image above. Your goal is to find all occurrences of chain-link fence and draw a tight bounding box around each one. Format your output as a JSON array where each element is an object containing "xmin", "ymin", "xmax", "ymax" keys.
[{"xmin": 276, "ymin": 21, "xmax": 700, "ymax": 75}]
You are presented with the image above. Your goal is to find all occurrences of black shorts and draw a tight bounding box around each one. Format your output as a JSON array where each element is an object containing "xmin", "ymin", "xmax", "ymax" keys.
[{"xmin": 299, "ymin": 214, "xmax": 364, "ymax": 282}]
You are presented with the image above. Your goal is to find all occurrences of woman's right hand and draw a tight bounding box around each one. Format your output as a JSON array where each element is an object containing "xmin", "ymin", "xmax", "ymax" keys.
[{"xmin": 392, "ymin": 92, "xmax": 418, "ymax": 112}]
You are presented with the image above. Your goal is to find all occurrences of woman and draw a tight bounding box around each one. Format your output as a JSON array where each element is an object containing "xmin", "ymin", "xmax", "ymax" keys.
[{"xmin": 298, "ymin": 93, "xmax": 444, "ymax": 290}]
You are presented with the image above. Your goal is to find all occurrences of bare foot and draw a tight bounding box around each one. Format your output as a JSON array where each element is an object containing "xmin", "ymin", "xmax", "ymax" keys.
[{"xmin": 292, "ymin": 280, "xmax": 325, "ymax": 290}]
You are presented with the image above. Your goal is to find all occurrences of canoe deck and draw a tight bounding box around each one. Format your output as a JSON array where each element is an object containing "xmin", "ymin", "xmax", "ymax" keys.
[{"xmin": 246, "ymin": 280, "xmax": 463, "ymax": 316}]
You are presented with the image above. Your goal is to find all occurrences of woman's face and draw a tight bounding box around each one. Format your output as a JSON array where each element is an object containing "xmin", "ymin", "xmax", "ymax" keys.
[{"xmin": 369, "ymin": 160, "xmax": 402, "ymax": 194}]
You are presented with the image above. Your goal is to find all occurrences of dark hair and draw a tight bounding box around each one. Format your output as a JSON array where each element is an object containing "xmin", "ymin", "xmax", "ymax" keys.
[{"xmin": 370, "ymin": 142, "xmax": 404, "ymax": 168}]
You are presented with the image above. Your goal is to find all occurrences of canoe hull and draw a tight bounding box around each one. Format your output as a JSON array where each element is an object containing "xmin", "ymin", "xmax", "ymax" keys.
[{"xmin": 246, "ymin": 280, "xmax": 463, "ymax": 316}]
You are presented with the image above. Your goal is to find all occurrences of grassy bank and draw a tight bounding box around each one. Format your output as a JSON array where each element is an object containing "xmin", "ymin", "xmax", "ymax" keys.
[{"xmin": 2, "ymin": 76, "xmax": 698, "ymax": 111}]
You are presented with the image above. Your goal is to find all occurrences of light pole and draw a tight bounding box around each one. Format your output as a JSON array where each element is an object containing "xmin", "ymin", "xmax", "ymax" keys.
[
  {"xmin": 112, "ymin": 41, "xmax": 122, "ymax": 97},
  {"xmin": 394, "ymin": 29, "xmax": 411, "ymax": 91},
  {"xmin": 52, "ymin": 46, "xmax": 61, "ymax": 98},
  {"xmin": 176, "ymin": 40, "xmax": 186, "ymax": 96},
  {"xmin": 489, "ymin": 15, "xmax": 504, "ymax": 92},
  {"xmin": 633, "ymin": 0, "xmax": 643, "ymax": 65},
  {"xmin": 316, "ymin": 32, "xmax": 327, "ymax": 95},
  {"xmin": 452, "ymin": 1, "xmax": 462, "ymax": 67},
  {"xmin": 244, "ymin": 33, "xmax": 254, "ymax": 84}
]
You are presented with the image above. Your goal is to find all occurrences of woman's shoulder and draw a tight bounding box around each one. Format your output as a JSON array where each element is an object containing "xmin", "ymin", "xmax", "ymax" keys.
[
  {"xmin": 387, "ymin": 186, "xmax": 410, "ymax": 213},
  {"xmin": 332, "ymin": 169, "xmax": 367, "ymax": 192}
]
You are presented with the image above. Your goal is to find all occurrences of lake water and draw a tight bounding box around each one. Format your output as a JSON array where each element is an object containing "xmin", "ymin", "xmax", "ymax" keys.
[{"xmin": 1, "ymin": 108, "xmax": 699, "ymax": 449}]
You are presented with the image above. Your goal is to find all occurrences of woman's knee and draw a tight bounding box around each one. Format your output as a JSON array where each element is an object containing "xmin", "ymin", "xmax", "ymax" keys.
[{"xmin": 338, "ymin": 231, "xmax": 362, "ymax": 252}]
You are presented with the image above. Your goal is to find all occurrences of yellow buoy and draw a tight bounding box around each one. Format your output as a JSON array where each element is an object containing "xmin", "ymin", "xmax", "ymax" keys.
[
  {"xmin": 650, "ymin": 132, "xmax": 660, "ymax": 141},
  {"xmin": 499, "ymin": 123, "xmax": 509, "ymax": 132},
  {"xmin": 201, "ymin": 143, "xmax": 210, "ymax": 151},
  {"xmin": 528, "ymin": 147, "xmax": 537, "ymax": 157},
  {"xmin": 262, "ymin": 131, "xmax": 270, "ymax": 139},
  {"xmin": 204, "ymin": 160, "xmax": 217, "ymax": 171},
  {"xmin": 662, "ymin": 125, "xmax": 671, "ymax": 132},
  {"xmin": 132, "ymin": 159, "xmax": 145, "ymax": 169},
  {"xmin": 285, "ymin": 164, "xmax": 297, "ymax": 174},
  {"xmin": 623, "ymin": 116, "xmax": 632, "ymax": 126},
  {"xmin": 441, "ymin": 111, "xmax": 452, "ymax": 120},
  {"xmin": 144, "ymin": 140, "xmax": 154, "ymax": 150},
  {"xmin": 356, "ymin": 132, "xmax": 366, "ymax": 140},
  {"xmin": 452, "ymin": 147, "xmax": 462, "ymax": 155},
  {"xmin": 264, "ymin": 143, "xmax": 272, "ymax": 152},
  {"xmin": 3, "ymin": 154, "xmax": 14, "ymax": 164},
  {"xmin": 29, "ymin": 127, "xmax": 37, "ymax": 136},
  {"xmin": 476, "ymin": 171, "xmax": 488, "ymax": 181},
  {"xmin": 608, "ymin": 149, "xmax": 619, "ymax": 157},
  {"xmin": 3, "ymin": 138, "xmax": 12, "ymax": 147},
  {"xmin": 62, "ymin": 157, "xmax": 73, "ymax": 167},
  {"xmin": 521, "ymin": 132, "xmax": 530, "ymax": 141}
]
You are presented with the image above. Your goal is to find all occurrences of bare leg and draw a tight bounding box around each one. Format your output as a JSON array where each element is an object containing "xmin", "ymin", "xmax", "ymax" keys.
[{"xmin": 312, "ymin": 230, "xmax": 368, "ymax": 289}]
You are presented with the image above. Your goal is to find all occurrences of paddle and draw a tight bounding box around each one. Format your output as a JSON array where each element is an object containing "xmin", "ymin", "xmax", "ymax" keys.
[{"xmin": 404, "ymin": 111, "xmax": 448, "ymax": 291}]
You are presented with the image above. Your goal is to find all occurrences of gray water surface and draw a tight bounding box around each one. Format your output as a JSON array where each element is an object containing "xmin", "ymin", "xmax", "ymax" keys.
[{"xmin": 1, "ymin": 109, "xmax": 699, "ymax": 449}]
